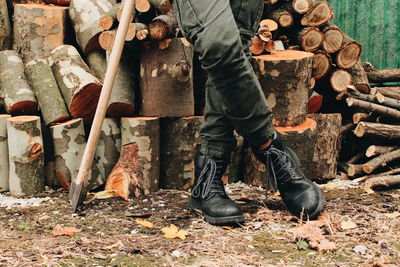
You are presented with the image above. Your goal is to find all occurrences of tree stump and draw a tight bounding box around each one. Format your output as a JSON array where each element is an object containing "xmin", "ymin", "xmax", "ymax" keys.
[
  {"xmin": 7, "ymin": 116, "xmax": 45, "ymax": 196},
  {"xmin": 25, "ymin": 59, "xmax": 70, "ymax": 126},
  {"xmin": 86, "ymin": 50, "xmax": 136, "ymax": 117},
  {"xmin": 0, "ymin": 50, "xmax": 37, "ymax": 115},
  {"xmin": 51, "ymin": 118, "xmax": 103, "ymax": 191},
  {"xmin": 94, "ymin": 118, "xmax": 121, "ymax": 183},
  {"xmin": 50, "ymin": 45, "xmax": 102, "ymax": 123},
  {"xmin": 254, "ymin": 50, "xmax": 314, "ymax": 126},
  {"xmin": 69, "ymin": 0, "xmax": 116, "ymax": 54},
  {"xmin": 105, "ymin": 117, "xmax": 160, "ymax": 200},
  {"xmin": 0, "ymin": 0, "xmax": 11, "ymax": 50},
  {"xmin": 140, "ymin": 38, "xmax": 194, "ymax": 117},
  {"xmin": 0, "ymin": 114, "xmax": 10, "ymax": 192},
  {"xmin": 160, "ymin": 116, "xmax": 203, "ymax": 189}
]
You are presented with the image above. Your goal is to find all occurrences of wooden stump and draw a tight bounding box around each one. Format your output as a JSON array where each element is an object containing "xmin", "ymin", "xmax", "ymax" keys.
[
  {"xmin": 86, "ymin": 50, "xmax": 135, "ymax": 117},
  {"xmin": 12, "ymin": 4, "xmax": 68, "ymax": 63},
  {"xmin": 50, "ymin": 45, "xmax": 102, "ymax": 123},
  {"xmin": 0, "ymin": 50, "xmax": 37, "ymax": 115},
  {"xmin": 51, "ymin": 118, "xmax": 103, "ymax": 191},
  {"xmin": 94, "ymin": 118, "xmax": 121, "ymax": 183},
  {"xmin": 69, "ymin": 0, "xmax": 116, "ymax": 54},
  {"xmin": 7, "ymin": 116, "xmax": 45, "ymax": 196},
  {"xmin": 160, "ymin": 116, "xmax": 203, "ymax": 189},
  {"xmin": 0, "ymin": 114, "xmax": 10, "ymax": 192},
  {"xmin": 25, "ymin": 59, "xmax": 70, "ymax": 126},
  {"xmin": 105, "ymin": 117, "xmax": 160, "ymax": 200},
  {"xmin": 254, "ymin": 50, "xmax": 314, "ymax": 126},
  {"xmin": 140, "ymin": 38, "xmax": 194, "ymax": 117},
  {"xmin": 0, "ymin": 0, "xmax": 11, "ymax": 50}
]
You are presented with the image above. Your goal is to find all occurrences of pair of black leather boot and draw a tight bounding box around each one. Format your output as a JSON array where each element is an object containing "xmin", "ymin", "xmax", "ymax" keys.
[{"xmin": 190, "ymin": 131, "xmax": 324, "ymax": 224}]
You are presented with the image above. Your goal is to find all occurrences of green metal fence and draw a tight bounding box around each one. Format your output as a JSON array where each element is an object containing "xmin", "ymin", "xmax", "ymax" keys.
[{"xmin": 328, "ymin": 0, "xmax": 400, "ymax": 69}]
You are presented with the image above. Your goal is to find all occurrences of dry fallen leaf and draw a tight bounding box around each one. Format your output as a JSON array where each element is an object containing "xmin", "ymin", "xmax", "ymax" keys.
[
  {"xmin": 289, "ymin": 223, "xmax": 336, "ymax": 252},
  {"xmin": 85, "ymin": 190, "xmax": 119, "ymax": 204},
  {"xmin": 161, "ymin": 224, "xmax": 188, "ymax": 240},
  {"xmin": 52, "ymin": 225, "xmax": 78, "ymax": 237},
  {"xmin": 135, "ymin": 219, "xmax": 154, "ymax": 228},
  {"xmin": 310, "ymin": 239, "xmax": 337, "ymax": 252},
  {"xmin": 341, "ymin": 220, "xmax": 357, "ymax": 230}
]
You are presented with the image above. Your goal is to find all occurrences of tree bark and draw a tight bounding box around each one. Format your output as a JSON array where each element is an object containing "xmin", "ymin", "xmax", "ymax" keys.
[
  {"xmin": 12, "ymin": 4, "xmax": 67, "ymax": 63},
  {"xmin": 0, "ymin": 0, "xmax": 11, "ymax": 50},
  {"xmin": 366, "ymin": 145, "xmax": 397, "ymax": 158},
  {"xmin": 372, "ymin": 87, "xmax": 400, "ymax": 100},
  {"xmin": 50, "ymin": 45, "xmax": 102, "ymax": 123},
  {"xmin": 268, "ymin": 7, "xmax": 293, "ymax": 28},
  {"xmin": 160, "ymin": 116, "xmax": 203, "ymax": 189},
  {"xmin": 69, "ymin": 0, "xmax": 116, "ymax": 54},
  {"xmin": 140, "ymin": 38, "xmax": 194, "ymax": 117},
  {"xmin": 348, "ymin": 164, "xmax": 364, "ymax": 177},
  {"xmin": 25, "ymin": 58, "xmax": 70, "ymax": 126},
  {"xmin": 0, "ymin": 114, "xmax": 10, "ymax": 192},
  {"xmin": 312, "ymin": 50, "xmax": 331, "ymax": 80},
  {"xmin": 51, "ymin": 118, "xmax": 103, "ymax": 191},
  {"xmin": 0, "ymin": 50, "xmax": 37, "ymax": 115},
  {"xmin": 363, "ymin": 149, "xmax": 400, "ymax": 174},
  {"xmin": 330, "ymin": 68, "xmax": 352, "ymax": 93},
  {"xmin": 294, "ymin": 27, "xmax": 323, "ymax": 52},
  {"xmin": 105, "ymin": 117, "xmax": 160, "ymax": 199},
  {"xmin": 347, "ymin": 98, "xmax": 400, "ymax": 120},
  {"xmin": 301, "ymin": 1, "xmax": 333, "ymax": 26},
  {"xmin": 363, "ymin": 63, "xmax": 400, "ymax": 83},
  {"xmin": 321, "ymin": 23, "xmax": 344, "ymax": 53},
  {"xmin": 354, "ymin": 122, "xmax": 400, "ymax": 139},
  {"xmin": 335, "ymin": 35, "xmax": 362, "ymax": 69},
  {"xmin": 86, "ymin": 50, "xmax": 135, "ymax": 117},
  {"xmin": 254, "ymin": 50, "xmax": 314, "ymax": 126},
  {"xmin": 148, "ymin": 0, "xmax": 172, "ymax": 13},
  {"xmin": 7, "ymin": 116, "xmax": 45, "ymax": 196},
  {"xmin": 365, "ymin": 175, "xmax": 400, "ymax": 189},
  {"xmin": 148, "ymin": 10, "xmax": 177, "ymax": 41},
  {"xmin": 347, "ymin": 60, "xmax": 370, "ymax": 94}
]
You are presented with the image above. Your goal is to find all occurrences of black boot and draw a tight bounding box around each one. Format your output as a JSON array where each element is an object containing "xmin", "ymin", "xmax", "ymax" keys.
[
  {"xmin": 253, "ymin": 131, "xmax": 324, "ymax": 219},
  {"xmin": 189, "ymin": 153, "xmax": 245, "ymax": 225}
]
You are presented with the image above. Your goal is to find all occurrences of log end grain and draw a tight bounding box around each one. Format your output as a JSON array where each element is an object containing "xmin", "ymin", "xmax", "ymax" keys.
[{"xmin": 9, "ymin": 101, "xmax": 38, "ymax": 115}]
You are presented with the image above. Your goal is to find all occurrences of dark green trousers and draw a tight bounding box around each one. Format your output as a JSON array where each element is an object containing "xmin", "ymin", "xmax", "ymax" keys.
[{"xmin": 174, "ymin": 0, "xmax": 275, "ymax": 159}]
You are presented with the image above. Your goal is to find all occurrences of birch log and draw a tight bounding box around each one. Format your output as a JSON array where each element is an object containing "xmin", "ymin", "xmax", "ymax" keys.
[
  {"xmin": 0, "ymin": 50, "xmax": 37, "ymax": 115},
  {"xmin": 0, "ymin": 114, "xmax": 10, "ymax": 192},
  {"xmin": 7, "ymin": 116, "xmax": 45, "ymax": 196},
  {"xmin": 25, "ymin": 59, "xmax": 70, "ymax": 126},
  {"xmin": 0, "ymin": 0, "xmax": 11, "ymax": 50}
]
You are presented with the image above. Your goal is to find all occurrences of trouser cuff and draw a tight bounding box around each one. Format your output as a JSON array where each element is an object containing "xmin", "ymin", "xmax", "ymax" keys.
[
  {"xmin": 244, "ymin": 123, "xmax": 275, "ymax": 148},
  {"xmin": 200, "ymin": 140, "xmax": 235, "ymax": 160}
]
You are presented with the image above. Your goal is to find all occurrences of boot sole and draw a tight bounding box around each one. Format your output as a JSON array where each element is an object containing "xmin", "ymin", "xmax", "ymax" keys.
[{"xmin": 189, "ymin": 198, "xmax": 245, "ymax": 225}]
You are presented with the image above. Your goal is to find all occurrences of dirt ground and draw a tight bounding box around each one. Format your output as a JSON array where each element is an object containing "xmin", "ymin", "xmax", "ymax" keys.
[{"xmin": 0, "ymin": 182, "xmax": 399, "ymax": 267}]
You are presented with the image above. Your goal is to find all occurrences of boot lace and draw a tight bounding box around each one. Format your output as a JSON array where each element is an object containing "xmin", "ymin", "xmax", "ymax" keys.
[{"xmin": 192, "ymin": 158, "xmax": 226, "ymax": 199}]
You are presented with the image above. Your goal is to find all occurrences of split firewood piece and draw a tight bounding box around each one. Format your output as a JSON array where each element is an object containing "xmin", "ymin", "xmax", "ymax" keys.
[
  {"xmin": 283, "ymin": 0, "xmax": 311, "ymax": 14},
  {"xmin": 330, "ymin": 69, "xmax": 352, "ymax": 93},
  {"xmin": 44, "ymin": 0, "xmax": 71, "ymax": 6},
  {"xmin": 86, "ymin": 50, "xmax": 135, "ymax": 117},
  {"xmin": 135, "ymin": 0, "xmax": 151, "ymax": 12},
  {"xmin": 13, "ymin": 4, "xmax": 67, "ymax": 63},
  {"xmin": 308, "ymin": 91, "xmax": 323, "ymax": 113},
  {"xmin": 140, "ymin": 38, "xmax": 194, "ymax": 117},
  {"xmin": 254, "ymin": 50, "xmax": 314, "ymax": 126},
  {"xmin": 98, "ymin": 23, "xmax": 136, "ymax": 51},
  {"xmin": 347, "ymin": 98, "xmax": 400, "ymax": 120},
  {"xmin": 365, "ymin": 175, "xmax": 400, "ymax": 190},
  {"xmin": 321, "ymin": 23, "xmax": 344, "ymax": 53},
  {"xmin": 354, "ymin": 168, "xmax": 400, "ymax": 184},
  {"xmin": 268, "ymin": 7, "xmax": 293, "ymax": 28},
  {"xmin": 312, "ymin": 50, "xmax": 331, "ymax": 80},
  {"xmin": 0, "ymin": 0, "xmax": 11, "ymax": 50},
  {"xmin": 51, "ymin": 118, "xmax": 103, "ymax": 191},
  {"xmin": 347, "ymin": 60, "xmax": 370, "ymax": 94},
  {"xmin": 348, "ymin": 164, "xmax": 364, "ymax": 177},
  {"xmin": 50, "ymin": 45, "xmax": 102, "ymax": 123},
  {"xmin": 69, "ymin": 0, "xmax": 116, "ymax": 54},
  {"xmin": 148, "ymin": 10, "xmax": 178, "ymax": 41},
  {"xmin": 354, "ymin": 122, "xmax": 400, "ymax": 139},
  {"xmin": 372, "ymin": 87, "xmax": 400, "ymax": 101},
  {"xmin": 106, "ymin": 117, "xmax": 160, "ymax": 199},
  {"xmin": 0, "ymin": 114, "xmax": 11, "ymax": 192},
  {"xmin": 301, "ymin": 1, "xmax": 333, "ymax": 26},
  {"xmin": 7, "ymin": 116, "xmax": 45, "ymax": 196},
  {"xmin": 294, "ymin": 27, "xmax": 323, "ymax": 52},
  {"xmin": 148, "ymin": 0, "xmax": 172, "ymax": 13},
  {"xmin": 249, "ymin": 36, "xmax": 265, "ymax": 55},
  {"xmin": 259, "ymin": 19, "xmax": 279, "ymax": 32},
  {"xmin": 135, "ymin": 23, "xmax": 149, "ymax": 40},
  {"xmin": 99, "ymin": 3, "xmax": 122, "ymax": 30},
  {"xmin": 25, "ymin": 59, "xmax": 70, "ymax": 126},
  {"xmin": 366, "ymin": 145, "xmax": 397, "ymax": 158},
  {"xmin": 160, "ymin": 116, "xmax": 203, "ymax": 189},
  {"xmin": 363, "ymin": 62, "xmax": 400, "ymax": 83},
  {"xmin": 94, "ymin": 118, "xmax": 121, "ymax": 182},
  {"xmin": 0, "ymin": 50, "xmax": 37, "ymax": 115},
  {"xmin": 335, "ymin": 35, "xmax": 362, "ymax": 69},
  {"xmin": 363, "ymin": 149, "xmax": 400, "ymax": 174}
]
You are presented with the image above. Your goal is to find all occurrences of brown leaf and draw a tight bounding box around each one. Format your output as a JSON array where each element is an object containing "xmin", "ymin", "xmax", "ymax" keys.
[
  {"xmin": 52, "ymin": 225, "xmax": 78, "ymax": 237},
  {"xmin": 161, "ymin": 224, "xmax": 188, "ymax": 240},
  {"xmin": 289, "ymin": 223, "xmax": 336, "ymax": 252},
  {"xmin": 135, "ymin": 219, "xmax": 154, "ymax": 228},
  {"xmin": 309, "ymin": 239, "xmax": 337, "ymax": 252}
]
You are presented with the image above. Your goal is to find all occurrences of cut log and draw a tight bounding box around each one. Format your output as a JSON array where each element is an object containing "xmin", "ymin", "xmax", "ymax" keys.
[
  {"xmin": 352, "ymin": 112, "xmax": 370, "ymax": 124},
  {"xmin": 354, "ymin": 168, "xmax": 400, "ymax": 184},
  {"xmin": 347, "ymin": 98, "xmax": 400, "ymax": 120},
  {"xmin": 86, "ymin": 50, "xmax": 135, "ymax": 117},
  {"xmin": 259, "ymin": 19, "xmax": 278, "ymax": 32},
  {"xmin": 283, "ymin": 0, "xmax": 311, "ymax": 14},
  {"xmin": 105, "ymin": 117, "xmax": 160, "ymax": 199},
  {"xmin": 249, "ymin": 36, "xmax": 265, "ymax": 55},
  {"xmin": 44, "ymin": 0, "xmax": 70, "ymax": 6},
  {"xmin": 24, "ymin": 59, "xmax": 70, "ymax": 126},
  {"xmin": 254, "ymin": 50, "xmax": 314, "ymax": 126},
  {"xmin": 148, "ymin": 0, "xmax": 172, "ymax": 13},
  {"xmin": 363, "ymin": 64, "xmax": 400, "ymax": 83},
  {"xmin": 0, "ymin": 50, "xmax": 37, "ymax": 115},
  {"xmin": 354, "ymin": 122, "xmax": 400, "ymax": 139},
  {"xmin": 94, "ymin": 118, "xmax": 121, "ymax": 183},
  {"xmin": 348, "ymin": 164, "xmax": 364, "ymax": 177},
  {"xmin": 301, "ymin": 1, "xmax": 333, "ymax": 26},
  {"xmin": 268, "ymin": 7, "xmax": 293, "ymax": 28},
  {"xmin": 160, "ymin": 116, "xmax": 203, "ymax": 189},
  {"xmin": 98, "ymin": 24, "xmax": 136, "ymax": 51},
  {"xmin": 140, "ymin": 38, "xmax": 194, "ymax": 117},
  {"xmin": 148, "ymin": 10, "xmax": 177, "ymax": 41},
  {"xmin": 294, "ymin": 27, "xmax": 323, "ymax": 52},
  {"xmin": 366, "ymin": 145, "xmax": 397, "ymax": 158},
  {"xmin": 330, "ymin": 69, "xmax": 352, "ymax": 93},
  {"xmin": 321, "ymin": 24, "xmax": 344, "ymax": 53},
  {"xmin": 372, "ymin": 87, "xmax": 400, "ymax": 100},
  {"xmin": 117, "ymin": 2, "xmax": 135, "ymax": 23},
  {"xmin": 50, "ymin": 45, "xmax": 102, "ymax": 123},
  {"xmin": 365, "ymin": 175, "xmax": 400, "ymax": 189},
  {"xmin": 0, "ymin": 114, "xmax": 10, "ymax": 192},
  {"xmin": 135, "ymin": 23, "xmax": 149, "ymax": 40},
  {"xmin": 0, "ymin": 0, "xmax": 11, "ymax": 50},
  {"xmin": 13, "ymin": 4, "xmax": 67, "ymax": 63},
  {"xmin": 308, "ymin": 91, "xmax": 323, "ymax": 113},
  {"xmin": 347, "ymin": 60, "xmax": 370, "ymax": 94},
  {"xmin": 51, "ymin": 118, "xmax": 103, "ymax": 191},
  {"xmin": 69, "ymin": 0, "xmax": 116, "ymax": 54},
  {"xmin": 257, "ymin": 25, "xmax": 273, "ymax": 42},
  {"xmin": 312, "ymin": 50, "xmax": 331, "ymax": 80},
  {"xmin": 7, "ymin": 116, "xmax": 45, "ymax": 196},
  {"xmin": 99, "ymin": 3, "xmax": 121, "ymax": 30},
  {"xmin": 335, "ymin": 35, "xmax": 362, "ymax": 69},
  {"xmin": 135, "ymin": 0, "xmax": 151, "ymax": 12},
  {"xmin": 376, "ymin": 93, "xmax": 400, "ymax": 110},
  {"xmin": 363, "ymin": 149, "xmax": 400, "ymax": 174}
]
